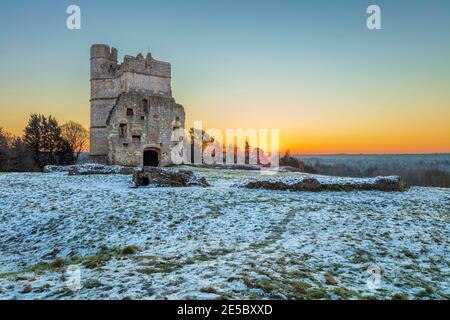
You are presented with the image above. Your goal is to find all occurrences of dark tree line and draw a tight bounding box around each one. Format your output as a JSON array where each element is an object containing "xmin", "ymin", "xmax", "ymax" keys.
[
  {"xmin": 0, "ymin": 114, "xmax": 87, "ymax": 172},
  {"xmin": 0, "ymin": 128, "xmax": 39, "ymax": 172},
  {"xmin": 280, "ymin": 150, "xmax": 305, "ymax": 171},
  {"xmin": 302, "ymin": 160, "xmax": 450, "ymax": 188}
]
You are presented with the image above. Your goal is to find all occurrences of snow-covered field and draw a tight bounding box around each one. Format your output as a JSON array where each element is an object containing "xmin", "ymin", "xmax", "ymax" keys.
[{"xmin": 0, "ymin": 167, "xmax": 449, "ymax": 300}]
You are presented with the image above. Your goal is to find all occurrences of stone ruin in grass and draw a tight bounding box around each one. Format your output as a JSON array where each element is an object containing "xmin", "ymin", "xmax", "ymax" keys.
[{"xmin": 133, "ymin": 167, "xmax": 209, "ymax": 188}]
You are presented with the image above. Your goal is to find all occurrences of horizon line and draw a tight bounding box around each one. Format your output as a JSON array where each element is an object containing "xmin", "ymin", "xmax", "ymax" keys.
[{"xmin": 291, "ymin": 152, "xmax": 450, "ymax": 156}]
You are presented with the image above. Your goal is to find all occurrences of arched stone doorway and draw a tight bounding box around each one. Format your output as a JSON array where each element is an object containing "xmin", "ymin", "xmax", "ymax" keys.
[{"xmin": 143, "ymin": 148, "xmax": 160, "ymax": 167}]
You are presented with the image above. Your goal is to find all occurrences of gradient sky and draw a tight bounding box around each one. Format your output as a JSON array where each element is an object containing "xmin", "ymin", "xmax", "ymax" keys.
[{"xmin": 0, "ymin": 0, "xmax": 449, "ymax": 154}]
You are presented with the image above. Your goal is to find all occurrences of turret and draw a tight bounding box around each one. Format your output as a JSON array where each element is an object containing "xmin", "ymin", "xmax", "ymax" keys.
[
  {"xmin": 89, "ymin": 44, "xmax": 119, "ymax": 162},
  {"xmin": 90, "ymin": 44, "xmax": 118, "ymax": 80}
]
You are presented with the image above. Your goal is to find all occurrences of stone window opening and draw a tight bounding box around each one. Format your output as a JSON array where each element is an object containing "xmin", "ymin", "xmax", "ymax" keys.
[
  {"xmin": 172, "ymin": 116, "xmax": 181, "ymax": 131},
  {"xmin": 126, "ymin": 108, "xmax": 134, "ymax": 116},
  {"xmin": 141, "ymin": 99, "xmax": 148, "ymax": 113},
  {"xmin": 119, "ymin": 123, "xmax": 127, "ymax": 138},
  {"xmin": 132, "ymin": 135, "xmax": 141, "ymax": 143}
]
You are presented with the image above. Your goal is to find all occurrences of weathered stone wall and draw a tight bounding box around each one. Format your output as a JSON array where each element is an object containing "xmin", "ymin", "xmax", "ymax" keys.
[
  {"xmin": 106, "ymin": 92, "xmax": 185, "ymax": 167},
  {"xmin": 122, "ymin": 72, "xmax": 171, "ymax": 96},
  {"xmin": 122, "ymin": 54, "xmax": 171, "ymax": 78},
  {"xmin": 90, "ymin": 44, "xmax": 182, "ymax": 165}
]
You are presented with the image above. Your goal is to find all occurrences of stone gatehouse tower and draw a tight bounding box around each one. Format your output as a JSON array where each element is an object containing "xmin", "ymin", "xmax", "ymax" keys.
[{"xmin": 90, "ymin": 44, "xmax": 185, "ymax": 167}]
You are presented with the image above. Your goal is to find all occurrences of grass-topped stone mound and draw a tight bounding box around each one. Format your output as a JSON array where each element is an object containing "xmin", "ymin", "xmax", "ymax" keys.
[
  {"xmin": 133, "ymin": 167, "xmax": 210, "ymax": 187},
  {"xmin": 244, "ymin": 175, "xmax": 409, "ymax": 192}
]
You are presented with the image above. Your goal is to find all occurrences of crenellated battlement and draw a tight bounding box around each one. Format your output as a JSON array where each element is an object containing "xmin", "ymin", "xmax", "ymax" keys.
[
  {"xmin": 91, "ymin": 44, "xmax": 118, "ymax": 62},
  {"xmin": 121, "ymin": 53, "xmax": 171, "ymax": 78},
  {"xmin": 90, "ymin": 44, "xmax": 171, "ymax": 79}
]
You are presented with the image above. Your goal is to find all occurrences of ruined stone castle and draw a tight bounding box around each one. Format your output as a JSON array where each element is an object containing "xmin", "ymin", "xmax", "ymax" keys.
[{"xmin": 90, "ymin": 44, "xmax": 185, "ymax": 167}]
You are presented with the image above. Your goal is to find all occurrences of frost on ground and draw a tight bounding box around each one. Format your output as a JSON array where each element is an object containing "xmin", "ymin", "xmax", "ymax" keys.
[{"xmin": 0, "ymin": 167, "xmax": 449, "ymax": 300}]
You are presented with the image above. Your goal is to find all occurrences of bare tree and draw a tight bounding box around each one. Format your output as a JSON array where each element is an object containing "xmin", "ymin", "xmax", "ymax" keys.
[{"xmin": 61, "ymin": 121, "xmax": 89, "ymax": 161}]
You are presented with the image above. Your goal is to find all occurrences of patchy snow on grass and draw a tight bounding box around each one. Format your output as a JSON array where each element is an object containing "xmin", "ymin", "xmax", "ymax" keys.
[{"xmin": 0, "ymin": 167, "xmax": 448, "ymax": 300}]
